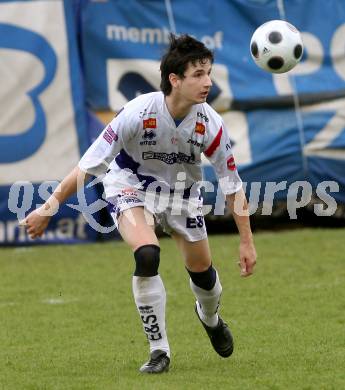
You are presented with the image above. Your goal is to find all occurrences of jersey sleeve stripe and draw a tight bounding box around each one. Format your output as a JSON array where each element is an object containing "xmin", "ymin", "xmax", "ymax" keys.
[{"xmin": 204, "ymin": 126, "xmax": 223, "ymax": 157}]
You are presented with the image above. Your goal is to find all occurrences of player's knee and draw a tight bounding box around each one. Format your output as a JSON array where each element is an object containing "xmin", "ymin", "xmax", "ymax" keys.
[
  {"xmin": 187, "ymin": 264, "xmax": 219, "ymax": 291},
  {"xmin": 134, "ymin": 244, "xmax": 160, "ymax": 277}
]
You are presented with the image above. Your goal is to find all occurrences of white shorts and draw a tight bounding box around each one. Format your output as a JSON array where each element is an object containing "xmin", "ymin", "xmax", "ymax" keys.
[{"xmin": 108, "ymin": 186, "xmax": 207, "ymax": 242}]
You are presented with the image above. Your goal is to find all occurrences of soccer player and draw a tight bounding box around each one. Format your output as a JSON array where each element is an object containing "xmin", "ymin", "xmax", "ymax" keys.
[{"xmin": 24, "ymin": 34, "xmax": 257, "ymax": 374}]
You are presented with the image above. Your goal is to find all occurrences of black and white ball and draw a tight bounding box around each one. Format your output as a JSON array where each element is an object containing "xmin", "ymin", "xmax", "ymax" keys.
[{"xmin": 250, "ymin": 20, "xmax": 303, "ymax": 74}]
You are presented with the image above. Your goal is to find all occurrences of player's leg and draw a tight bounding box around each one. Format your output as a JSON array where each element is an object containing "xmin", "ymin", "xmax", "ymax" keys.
[
  {"xmin": 163, "ymin": 202, "xmax": 222, "ymax": 328},
  {"xmin": 117, "ymin": 206, "xmax": 159, "ymax": 250},
  {"xmin": 116, "ymin": 207, "xmax": 170, "ymax": 373},
  {"xmin": 173, "ymin": 234, "xmax": 220, "ymax": 326},
  {"xmin": 172, "ymin": 232, "xmax": 234, "ymax": 358}
]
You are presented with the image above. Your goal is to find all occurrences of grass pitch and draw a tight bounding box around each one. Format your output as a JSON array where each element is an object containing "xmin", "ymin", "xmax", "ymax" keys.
[{"xmin": 1, "ymin": 228, "xmax": 344, "ymax": 389}]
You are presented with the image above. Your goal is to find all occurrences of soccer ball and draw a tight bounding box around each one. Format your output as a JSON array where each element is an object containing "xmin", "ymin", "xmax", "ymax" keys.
[{"xmin": 250, "ymin": 20, "xmax": 303, "ymax": 74}]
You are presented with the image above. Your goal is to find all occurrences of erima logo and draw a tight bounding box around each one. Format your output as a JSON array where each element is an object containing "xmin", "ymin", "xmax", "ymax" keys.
[
  {"xmin": 140, "ymin": 128, "xmax": 157, "ymax": 145},
  {"xmin": 138, "ymin": 306, "xmax": 153, "ymax": 310},
  {"xmin": 142, "ymin": 130, "xmax": 156, "ymax": 140},
  {"xmin": 138, "ymin": 305, "xmax": 154, "ymax": 313},
  {"xmin": 140, "ymin": 140, "xmax": 156, "ymax": 145}
]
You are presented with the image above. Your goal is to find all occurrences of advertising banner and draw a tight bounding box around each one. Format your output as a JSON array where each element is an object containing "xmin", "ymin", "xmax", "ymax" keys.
[
  {"xmin": 80, "ymin": 0, "xmax": 345, "ymax": 110},
  {"xmin": 79, "ymin": 0, "xmax": 345, "ymax": 214},
  {"xmin": 0, "ymin": 0, "xmax": 98, "ymax": 245}
]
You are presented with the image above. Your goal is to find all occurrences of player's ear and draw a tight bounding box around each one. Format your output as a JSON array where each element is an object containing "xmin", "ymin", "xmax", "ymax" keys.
[{"xmin": 169, "ymin": 73, "xmax": 180, "ymax": 88}]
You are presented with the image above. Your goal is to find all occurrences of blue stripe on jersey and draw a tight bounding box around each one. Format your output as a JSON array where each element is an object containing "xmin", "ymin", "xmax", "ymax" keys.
[
  {"xmin": 115, "ymin": 149, "xmax": 156, "ymax": 190},
  {"xmin": 115, "ymin": 149, "xmax": 199, "ymax": 199}
]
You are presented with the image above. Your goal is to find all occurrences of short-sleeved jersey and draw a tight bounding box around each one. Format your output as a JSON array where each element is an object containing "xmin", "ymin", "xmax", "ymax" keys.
[{"xmin": 79, "ymin": 91, "xmax": 242, "ymax": 200}]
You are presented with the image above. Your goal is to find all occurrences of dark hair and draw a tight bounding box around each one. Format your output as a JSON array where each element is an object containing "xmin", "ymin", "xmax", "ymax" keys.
[{"xmin": 160, "ymin": 34, "xmax": 214, "ymax": 96}]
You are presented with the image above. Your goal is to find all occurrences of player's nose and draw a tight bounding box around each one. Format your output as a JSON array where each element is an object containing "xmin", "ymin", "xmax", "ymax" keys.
[{"xmin": 204, "ymin": 74, "xmax": 212, "ymax": 88}]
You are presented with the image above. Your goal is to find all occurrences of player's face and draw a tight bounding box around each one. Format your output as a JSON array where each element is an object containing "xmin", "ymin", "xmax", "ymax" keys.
[{"xmin": 177, "ymin": 59, "xmax": 213, "ymax": 104}]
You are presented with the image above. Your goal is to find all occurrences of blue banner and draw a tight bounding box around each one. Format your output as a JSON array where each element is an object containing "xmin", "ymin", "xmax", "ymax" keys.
[
  {"xmin": 216, "ymin": 101, "xmax": 345, "ymax": 203},
  {"xmin": 1, "ymin": 184, "xmax": 102, "ymax": 245},
  {"xmin": 1, "ymin": 0, "xmax": 344, "ymax": 246},
  {"xmin": 79, "ymin": 0, "xmax": 345, "ymax": 213},
  {"xmin": 194, "ymin": 97, "xmax": 345, "ymax": 218},
  {"xmin": 80, "ymin": 0, "xmax": 345, "ymax": 110}
]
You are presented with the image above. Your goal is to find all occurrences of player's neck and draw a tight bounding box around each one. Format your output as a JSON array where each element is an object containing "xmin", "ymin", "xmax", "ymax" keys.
[{"xmin": 165, "ymin": 94, "xmax": 193, "ymax": 120}]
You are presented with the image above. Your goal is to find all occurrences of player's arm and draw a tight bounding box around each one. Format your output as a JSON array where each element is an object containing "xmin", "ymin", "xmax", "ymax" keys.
[
  {"xmin": 203, "ymin": 115, "xmax": 257, "ymax": 276},
  {"xmin": 24, "ymin": 109, "xmax": 129, "ymax": 239},
  {"xmin": 226, "ymin": 189, "xmax": 257, "ymax": 277},
  {"xmin": 24, "ymin": 166, "xmax": 89, "ymax": 239}
]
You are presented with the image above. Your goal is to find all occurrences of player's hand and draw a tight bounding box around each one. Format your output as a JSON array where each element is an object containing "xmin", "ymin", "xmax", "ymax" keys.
[
  {"xmin": 20, "ymin": 207, "xmax": 51, "ymax": 239},
  {"xmin": 238, "ymin": 240, "xmax": 257, "ymax": 277}
]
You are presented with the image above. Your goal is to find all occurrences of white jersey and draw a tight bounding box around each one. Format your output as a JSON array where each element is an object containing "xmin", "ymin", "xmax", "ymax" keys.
[{"xmin": 79, "ymin": 92, "xmax": 242, "ymax": 201}]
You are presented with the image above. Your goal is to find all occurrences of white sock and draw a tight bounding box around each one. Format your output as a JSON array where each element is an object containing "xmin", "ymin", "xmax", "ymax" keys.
[
  {"xmin": 190, "ymin": 271, "xmax": 222, "ymax": 328},
  {"xmin": 132, "ymin": 275, "xmax": 170, "ymax": 357}
]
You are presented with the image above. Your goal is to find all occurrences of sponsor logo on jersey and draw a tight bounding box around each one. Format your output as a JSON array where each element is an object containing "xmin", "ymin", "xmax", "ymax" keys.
[
  {"xmin": 140, "ymin": 127, "xmax": 157, "ymax": 145},
  {"xmin": 142, "ymin": 129, "xmax": 156, "ymax": 140},
  {"xmin": 227, "ymin": 155, "xmax": 236, "ymax": 171},
  {"xmin": 140, "ymin": 140, "xmax": 157, "ymax": 145},
  {"xmin": 103, "ymin": 125, "xmax": 118, "ymax": 145},
  {"xmin": 171, "ymin": 137, "xmax": 178, "ymax": 145},
  {"xmin": 195, "ymin": 122, "xmax": 205, "ymax": 135},
  {"xmin": 143, "ymin": 118, "xmax": 157, "ymax": 129},
  {"xmin": 197, "ymin": 112, "xmax": 209, "ymax": 122},
  {"xmin": 142, "ymin": 151, "xmax": 195, "ymax": 165},
  {"xmin": 139, "ymin": 109, "xmax": 157, "ymax": 118},
  {"xmin": 187, "ymin": 138, "xmax": 204, "ymax": 148}
]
